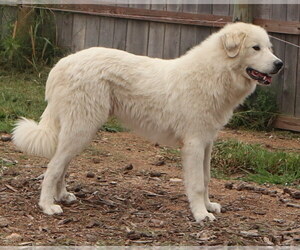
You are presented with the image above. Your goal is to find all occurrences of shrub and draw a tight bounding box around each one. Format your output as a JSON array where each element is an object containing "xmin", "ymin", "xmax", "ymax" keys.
[
  {"xmin": 228, "ymin": 87, "xmax": 278, "ymax": 131},
  {"xmin": 0, "ymin": 7, "xmax": 63, "ymax": 71}
]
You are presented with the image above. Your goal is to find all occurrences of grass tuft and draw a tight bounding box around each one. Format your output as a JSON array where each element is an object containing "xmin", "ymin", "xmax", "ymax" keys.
[{"xmin": 212, "ymin": 140, "xmax": 300, "ymax": 186}]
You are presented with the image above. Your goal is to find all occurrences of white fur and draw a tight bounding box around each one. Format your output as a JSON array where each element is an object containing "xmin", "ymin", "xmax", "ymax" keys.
[{"xmin": 12, "ymin": 23, "xmax": 281, "ymax": 222}]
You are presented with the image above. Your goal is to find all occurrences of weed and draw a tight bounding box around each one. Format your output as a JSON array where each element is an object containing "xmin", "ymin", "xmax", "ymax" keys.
[
  {"xmin": 0, "ymin": 6, "xmax": 64, "ymax": 71},
  {"xmin": 212, "ymin": 140, "xmax": 300, "ymax": 186},
  {"xmin": 101, "ymin": 117, "xmax": 127, "ymax": 133},
  {"xmin": 228, "ymin": 87, "xmax": 278, "ymax": 131}
]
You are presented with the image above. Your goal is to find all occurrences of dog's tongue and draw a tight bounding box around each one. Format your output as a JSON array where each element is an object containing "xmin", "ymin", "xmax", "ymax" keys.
[
  {"xmin": 266, "ymin": 75, "xmax": 272, "ymax": 83},
  {"xmin": 254, "ymin": 70, "xmax": 272, "ymax": 84},
  {"xmin": 259, "ymin": 74, "xmax": 272, "ymax": 84}
]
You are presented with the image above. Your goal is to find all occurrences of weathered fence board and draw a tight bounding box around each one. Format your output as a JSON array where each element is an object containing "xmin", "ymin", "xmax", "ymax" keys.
[
  {"xmin": 196, "ymin": 4, "xmax": 212, "ymax": 43},
  {"xmin": 147, "ymin": 3, "xmax": 166, "ymax": 58},
  {"xmin": 85, "ymin": 15, "xmax": 100, "ymax": 48},
  {"xmin": 98, "ymin": 17, "xmax": 115, "ymax": 48},
  {"xmin": 59, "ymin": 12, "xmax": 73, "ymax": 49},
  {"xmin": 180, "ymin": 4, "xmax": 198, "ymax": 55},
  {"xmin": 282, "ymin": 5, "xmax": 299, "ymax": 116},
  {"xmin": 126, "ymin": 4, "xmax": 149, "ymax": 55},
  {"xmin": 270, "ymin": 4, "xmax": 287, "ymax": 112},
  {"xmin": 72, "ymin": 14, "xmax": 86, "ymax": 51},
  {"xmin": 163, "ymin": 3, "xmax": 181, "ymax": 59},
  {"xmin": 1, "ymin": 6, "xmax": 17, "ymax": 38}
]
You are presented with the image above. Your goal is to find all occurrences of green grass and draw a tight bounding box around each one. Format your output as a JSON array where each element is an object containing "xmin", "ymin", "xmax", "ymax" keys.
[
  {"xmin": 101, "ymin": 117, "xmax": 128, "ymax": 133},
  {"xmin": 0, "ymin": 69, "xmax": 48, "ymax": 132},
  {"xmin": 212, "ymin": 140, "xmax": 300, "ymax": 186}
]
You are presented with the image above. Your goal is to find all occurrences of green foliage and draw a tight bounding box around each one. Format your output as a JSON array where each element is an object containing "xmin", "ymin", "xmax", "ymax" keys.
[
  {"xmin": 228, "ymin": 87, "xmax": 278, "ymax": 131},
  {"xmin": 0, "ymin": 7, "xmax": 64, "ymax": 71},
  {"xmin": 102, "ymin": 117, "xmax": 127, "ymax": 133},
  {"xmin": 212, "ymin": 140, "xmax": 300, "ymax": 186},
  {"xmin": 0, "ymin": 70, "xmax": 48, "ymax": 132}
]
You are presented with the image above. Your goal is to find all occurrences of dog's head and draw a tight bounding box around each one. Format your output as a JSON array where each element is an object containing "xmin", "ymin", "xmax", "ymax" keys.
[{"xmin": 221, "ymin": 22, "xmax": 283, "ymax": 86}]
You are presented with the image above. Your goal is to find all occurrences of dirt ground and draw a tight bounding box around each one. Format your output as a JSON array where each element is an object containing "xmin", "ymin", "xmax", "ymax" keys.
[{"xmin": 0, "ymin": 129, "xmax": 299, "ymax": 246}]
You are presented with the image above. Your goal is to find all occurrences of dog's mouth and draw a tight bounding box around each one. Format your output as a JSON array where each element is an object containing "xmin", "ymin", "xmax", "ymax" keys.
[{"xmin": 246, "ymin": 67, "xmax": 272, "ymax": 86}]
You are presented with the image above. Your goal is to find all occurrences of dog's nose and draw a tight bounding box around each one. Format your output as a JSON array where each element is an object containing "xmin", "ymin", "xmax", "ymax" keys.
[{"xmin": 274, "ymin": 60, "xmax": 283, "ymax": 71}]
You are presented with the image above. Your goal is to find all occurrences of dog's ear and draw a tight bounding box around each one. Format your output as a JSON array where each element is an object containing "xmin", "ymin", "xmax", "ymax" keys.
[{"xmin": 221, "ymin": 32, "xmax": 247, "ymax": 58}]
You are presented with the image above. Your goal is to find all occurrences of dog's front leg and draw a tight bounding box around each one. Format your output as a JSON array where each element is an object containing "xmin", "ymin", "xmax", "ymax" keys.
[
  {"xmin": 204, "ymin": 142, "xmax": 221, "ymax": 213},
  {"xmin": 182, "ymin": 138, "xmax": 216, "ymax": 222}
]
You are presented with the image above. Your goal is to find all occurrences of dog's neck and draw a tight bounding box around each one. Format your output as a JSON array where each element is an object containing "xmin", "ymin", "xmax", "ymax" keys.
[{"xmin": 176, "ymin": 46, "xmax": 257, "ymax": 129}]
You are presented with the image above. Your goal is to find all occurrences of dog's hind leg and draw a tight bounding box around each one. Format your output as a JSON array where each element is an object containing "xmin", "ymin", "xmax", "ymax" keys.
[
  {"xmin": 55, "ymin": 166, "xmax": 76, "ymax": 204},
  {"xmin": 203, "ymin": 142, "xmax": 221, "ymax": 213},
  {"xmin": 39, "ymin": 113, "xmax": 106, "ymax": 215}
]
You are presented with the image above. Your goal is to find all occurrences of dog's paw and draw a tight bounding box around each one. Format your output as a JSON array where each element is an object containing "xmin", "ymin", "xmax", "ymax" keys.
[
  {"xmin": 40, "ymin": 204, "xmax": 63, "ymax": 215},
  {"xmin": 194, "ymin": 211, "xmax": 216, "ymax": 222},
  {"xmin": 206, "ymin": 202, "xmax": 222, "ymax": 213},
  {"xmin": 60, "ymin": 192, "xmax": 77, "ymax": 204}
]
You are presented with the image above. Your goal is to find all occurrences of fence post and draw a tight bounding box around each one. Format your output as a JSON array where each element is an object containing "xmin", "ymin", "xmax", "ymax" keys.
[{"xmin": 232, "ymin": 1, "xmax": 253, "ymax": 23}]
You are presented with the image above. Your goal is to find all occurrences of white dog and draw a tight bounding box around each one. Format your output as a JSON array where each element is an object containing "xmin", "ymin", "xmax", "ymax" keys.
[{"xmin": 13, "ymin": 22, "xmax": 283, "ymax": 222}]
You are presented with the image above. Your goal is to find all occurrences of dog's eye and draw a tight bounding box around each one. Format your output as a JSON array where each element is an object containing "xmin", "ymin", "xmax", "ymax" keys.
[{"xmin": 252, "ymin": 45, "xmax": 260, "ymax": 51}]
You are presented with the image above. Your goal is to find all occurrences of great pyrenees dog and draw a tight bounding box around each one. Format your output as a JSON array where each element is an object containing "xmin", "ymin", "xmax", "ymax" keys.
[{"xmin": 13, "ymin": 22, "xmax": 283, "ymax": 222}]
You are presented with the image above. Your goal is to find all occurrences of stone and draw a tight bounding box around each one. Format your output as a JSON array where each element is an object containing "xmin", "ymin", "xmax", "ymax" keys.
[
  {"xmin": 1, "ymin": 134, "xmax": 12, "ymax": 142},
  {"xmin": 6, "ymin": 233, "xmax": 22, "ymax": 241},
  {"xmin": 86, "ymin": 172, "xmax": 95, "ymax": 178},
  {"xmin": 0, "ymin": 217, "xmax": 9, "ymax": 228}
]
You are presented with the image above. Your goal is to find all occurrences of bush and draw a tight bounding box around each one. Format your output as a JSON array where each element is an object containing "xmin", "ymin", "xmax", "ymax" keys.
[
  {"xmin": 0, "ymin": 7, "xmax": 64, "ymax": 71},
  {"xmin": 228, "ymin": 87, "xmax": 278, "ymax": 131}
]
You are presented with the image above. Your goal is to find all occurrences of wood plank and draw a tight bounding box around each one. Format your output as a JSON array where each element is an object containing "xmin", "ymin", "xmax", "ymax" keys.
[
  {"xmin": 147, "ymin": 2, "xmax": 166, "ymax": 58},
  {"xmin": 98, "ymin": 17, "xmax": 115, "ymax": 48},
  {"xmin": 54, "ymin": 12, "xmax": 64, "ymax": 46},
  {"xmin": 253, "ymin": 18, "xmax": 300, "ymax": 35},
  {"xmin": 34, "ymin": 4, "xmax": 300, "ymax": 35},
  {"xmin": 59, "ymin": 12, "xmax": 73, "ymax": 49},
  {"xmin": 0, "ymin": 8, "xmax": 2, "ymax": 37},
  {"xmin": 270, "ymin": 4, "xmax": 287, "ymax": 113},
  {"xmin": 126, "ymin": 2, "xmax": 150, "ymax": 55},
  {"xmin": 253, "ymin": 4, "xmax": 272, "ymax": 19},
  {"xmin": 281, "ymin": 5, "xmax": 299, "ymax": 116},
  {"xmin": 163, "ymin": 2, "xmax": 181, "ymax": 59},
  {"xmin": 113, "ymin": 18, "xmax": 127, "ymax": 50},
  {"xmin": 72, "ymin": 14, "xmax": 86, "ymax": 52},
  {"xmin": 85, "ymin": 15, "xmax": 100, "ymax": 48},
  {"xmin": 296, "ymin": 37, "xmax": 300, "ymax": 117},
  {"xmin": 0, "ymin": 8, "xmax": 4, "ymax": 38},
  {"xmin": 180, "ymin": 4, "xmax": 197, "ymax": 56},
  {"xmin": 196, "ymin": 4, "xmax": 212, "ymax": 46},
  {"xmin": 113, "ymin": 0, "xmax": 128, "ymax": 50},
  {"xmin": 1, "ymin": 6, "xmax": 17, "ymax": 38},
  {"xmin": 273, "ymin": 115, "xmax": 300, "ymax": 132},
  {"xmin": 212, "ymin": 3, "xmax": 230, "ymax": 16},
  {"xmin": 197, "ymin": 4, "xmax": 212, "ymax": 14},
  {"xmin": 115, "ymin": 0, "xmax": 129, "ymax": 8},
  {"xmin": 212, "ymin": 3, "xmax": 230, "ymax": 33},
  {"xmin": 43, "ymin": 4, "xmax": 231, "ymax": 29},
  {"xmin": 232, "ymin": 4, "xmax": 253, "ymax": 23}
]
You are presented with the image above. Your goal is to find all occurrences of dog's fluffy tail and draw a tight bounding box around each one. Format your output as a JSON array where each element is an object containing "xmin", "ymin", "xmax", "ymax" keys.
[{"xmin": 12, "ymin": 106, "xmax": 59, "ymax": 159}]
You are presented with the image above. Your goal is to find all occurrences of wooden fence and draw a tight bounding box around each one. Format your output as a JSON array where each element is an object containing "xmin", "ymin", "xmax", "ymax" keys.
[{"xmin": 1, "ymin": 4, "xmax": 300, "ymax": 131}]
